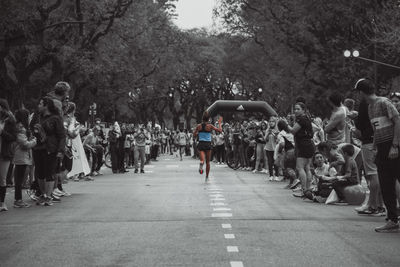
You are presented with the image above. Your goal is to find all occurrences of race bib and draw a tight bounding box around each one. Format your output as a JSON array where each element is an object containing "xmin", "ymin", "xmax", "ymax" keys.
[{"xmin": 370, "ymin": 116, "xmax": 393, "ymax": 130}]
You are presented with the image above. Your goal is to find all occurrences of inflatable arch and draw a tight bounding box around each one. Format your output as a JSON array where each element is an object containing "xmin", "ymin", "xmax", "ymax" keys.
[{"xmin": 206, "ymin": 100, "xmax": 278, "ymax": 117}]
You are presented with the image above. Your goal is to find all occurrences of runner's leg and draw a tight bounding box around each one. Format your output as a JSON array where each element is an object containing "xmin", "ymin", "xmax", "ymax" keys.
[
  {"xmin": 199, "ymin": 151, "xmax": 205, "ymax": 174},
  {"xmin": 205, "ymin": 150, "xmax": 212, "ymax": 178}
]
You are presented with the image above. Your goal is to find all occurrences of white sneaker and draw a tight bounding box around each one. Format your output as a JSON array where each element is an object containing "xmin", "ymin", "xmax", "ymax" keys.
[
  {"xmin": 355, "ymin": 205, "xmax": 369, "ymax": 213},
  {"xmin": 252, "ymin": 170, "xmax": 257, "ymax": 174},
  {"xmin": 54, "ymin": 189, "xmax": 65, "ymax": 196},
  {"xmin": 52, "ymin": 190, "xmax": 63, "ymax": 197},
  {"xmin": 269, "ymin": 176, "xmax": 274, "ymax": 181},
  {"xmin": 61, "ymin": 190, "xmax": 72, "ymax": 197}
]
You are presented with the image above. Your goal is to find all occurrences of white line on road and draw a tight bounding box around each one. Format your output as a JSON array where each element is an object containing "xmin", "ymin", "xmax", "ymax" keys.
[
  {"xmin": 210, "ymin": 202, "xmax": 225, "ymax": 206},
  {"xmin": 211, "ymin": 213, "xmax": 232, "ymax": 218},
  {"xmin": 222, "ymin": 224, "xmax": 232, "ymax": 229},
  {"xmin": 213, "ymin": 207, "xmax": 231, "ymax": 211},
  {"xmin": 145, "ymin": 165, "xmax": 155, "ymax": 168},
  {"xmin": 209, "ymin": 194, "xmax": 224, "ymax": 198},
  {"xmin": 166, "ymin": 165, "xmax": 179, "ymax": 168},
  {"xmin": 230, "ymin": 261, "xmax": 244, "ymax": 267},
  {"xmin": 207, "ymin": 188, "xmax": 223, "ymax": 191},
  {"xmin": 227, "ymin": 246, "xmax": 239, "ymax": 252},
  {"xmin": 145, "ymin": 170, "xmax": 154, "ymax": 173},
  {"xmin": 210, "ymin": 198, "xmax": 225, "ymax": 201},
  {"xmin": 224, "ymin": 234, "xmax": 235, "ymax": 239}
]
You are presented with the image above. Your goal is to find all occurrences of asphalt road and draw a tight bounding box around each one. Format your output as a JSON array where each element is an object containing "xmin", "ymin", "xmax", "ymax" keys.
[{"xmin": 0, "ymin": 154, "xmax": 399, "ymax": 267}]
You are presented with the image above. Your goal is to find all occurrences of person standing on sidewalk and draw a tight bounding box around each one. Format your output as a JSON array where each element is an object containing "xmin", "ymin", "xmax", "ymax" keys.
[
  {"xmin": 0, "ymin": 99, "xmax": 17, "ymax": 212},
  {"xmin": 355, "ymin": 78, "xmax": 400, "ymax": 232},
  {"xmin": 354, "ymin": 98, "xmax": 385, "ymax": 216},
  {"xmin": 133, "ymin": 125, "xmax": 149, "ymax": 173},
  {"xmin": 12, "ymin": 109, "xmax": 36, "ymax": 208}
]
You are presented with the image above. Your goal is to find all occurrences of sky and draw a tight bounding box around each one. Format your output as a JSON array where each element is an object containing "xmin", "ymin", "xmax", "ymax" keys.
[{"xmin": 174, "ymin": 0, "xmax": 216, "ymax": 29}]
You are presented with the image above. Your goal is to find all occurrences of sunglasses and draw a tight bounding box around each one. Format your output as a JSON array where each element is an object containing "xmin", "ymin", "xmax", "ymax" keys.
[{"xmin": 390, "ymin": 92, "xmax": 400, "ymax": 98}]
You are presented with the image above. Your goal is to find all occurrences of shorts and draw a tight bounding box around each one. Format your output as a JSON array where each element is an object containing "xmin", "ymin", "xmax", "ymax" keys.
[
  {"xmin": 295, "ymin": 139, "xmax": 315, "ymax": 159},
  {"xmin": 361, "ymin": 143, "xmax": 377, "ymax": 176},
  {"xmin": 197, "ymin": 141, "xmax": 212, "ymax": 151}
]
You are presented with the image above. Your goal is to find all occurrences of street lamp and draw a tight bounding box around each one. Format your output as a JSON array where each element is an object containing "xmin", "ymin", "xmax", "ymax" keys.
[{"xmin": 343, "ymin": 49, "xmax": 400, "ymax": 70}]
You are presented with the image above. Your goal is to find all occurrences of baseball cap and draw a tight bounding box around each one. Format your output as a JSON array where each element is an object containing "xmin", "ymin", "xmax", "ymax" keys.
[{"xmin": 354, "ymin": 78, "xmax": 375, "ymax": 94}]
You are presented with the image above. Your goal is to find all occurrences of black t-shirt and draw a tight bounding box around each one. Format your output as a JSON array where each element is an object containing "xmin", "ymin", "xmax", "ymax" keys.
[
  {"xmin": 255, "ymin": 133, "xmax": 266, "ymax": 144},
  {"xmin": 295, "ymin": 115, "xmax": 313, "ymax": 141},
  {"xmin": 354, "ymin": 99, "xmax": 374, "ymax": 144}
]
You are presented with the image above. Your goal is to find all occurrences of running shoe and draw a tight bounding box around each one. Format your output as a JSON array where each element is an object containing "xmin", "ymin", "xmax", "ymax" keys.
[
  {"xmin": 140, "ymin": 169, "xmax": 145, "ymax": 174},
  {"xmin": 13, "ymin": 200, "xmax": 31, "ymax": 208},
  {"xmin": 44, "ymin": 197, "xmax": 53, "ymax": 206},
  {"xmin": 292, "ymin": 192, "xmax": 305, "ymax": 198},
  {"xmin": 373, "ymin": 207, "xmax": 386, "ymax": 217},
  {"xmin": 274, "ymin": 176, "xmax": 284, "ymax": 182},
  {"xmin": 52, "ymin": 189, "xmax": 64, "ymax": 197},
  {"xmin": 0, "ymin": 204, "xmax": 8, "ymax": 211},
  {"xmin": 355, "ymin": 204, "xmax": 369, "ymax": 213},
  {"xmin": 85, "ymin": 176, "xmax": 94, "ymax": 181},
  {"xmin": 61, "ymin": 190, "xmax": 72, "ymax": 197},
  {"xmin": 36, "ymin": 195, "xmax": 46, "ymax": 206},
  {"xmin": 134, "ymin": 169, "xmax": 138, "ymax": 173},
  {"xmin": 205, "ymin": 177, "xmax": 209, "ymax": 183},
  {"xmin": 375, "ymin": 220, "xmax": 399, "ymax": 233},
  {"xmin": 199, "ymin": 164, "xmax": 204, "ymax": 175},
  {"xmin": 358, "ymin": 207, "xmax": 378, "ymax": 215},
  {"xmin": 290, "ymin": 179, "xmax": 301, "ymax": 189},
  {"xmin": 51, "ymin": 195, "xmax": 61, "ymax": 203}
]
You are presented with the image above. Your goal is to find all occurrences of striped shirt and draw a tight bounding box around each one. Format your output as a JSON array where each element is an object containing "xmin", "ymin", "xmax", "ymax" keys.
[{"xmin": 368, "ymin": 97, "xmax": 399, "ymax": 144}]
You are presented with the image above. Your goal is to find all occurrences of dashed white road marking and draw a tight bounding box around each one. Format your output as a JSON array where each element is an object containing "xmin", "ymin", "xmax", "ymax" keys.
[
  {"xmin": 145, "ymin": 165, "xmax": 155, "ymax": 168},
  {"xmin": 224, "ymin": 234, "xmax": 235, "ymax": 239},
  {"xmin": 145, "ymin": 170, "xmax": 154, "ymax": 173},
  {"xmin": 211, "ymin": 213, "xmax": 232, "ymax": 218},
  {"xmin": 207, "ymin": 188, "xmax": 223, "ymax": 191},
  {"xmin": 213, "ymin": 207, "xmax": 231, "ymax": 211},
  {"xmin": 166, "ymin": 165, "xmax": 179, "ymax": 168},
  {"xmin": 209, "ymin": 194, "xmax": 224, "ymax": 198},
  {"xmin": 230, "ymin": 261, "xmax": 244, "ymax": 267},
  {"xmin": 210, "ymin": 198, "xmax": 225, "ymax": 201},
  {"xmin": 222, "ymin": 224, "xmax": 232, "ymax": 229},
  {"xmin": 227, "ymin": 246, "xmax": 239, "ymax": 252},
  {"xmin": 210, "ymin": 202, "xmax": 225, "ymax": 206}
]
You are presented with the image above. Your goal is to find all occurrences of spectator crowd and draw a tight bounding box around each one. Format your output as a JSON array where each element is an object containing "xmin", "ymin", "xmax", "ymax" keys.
[{"xmin": 1, "ymin": 78, "xmax": 400, "ymax": 233}]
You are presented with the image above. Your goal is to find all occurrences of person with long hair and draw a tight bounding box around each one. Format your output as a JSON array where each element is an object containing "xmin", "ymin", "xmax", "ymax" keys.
[
  {"xmin": 33, "ymin": 97, "xmax": 66, "ymax": 206},
  {"xmin": 193, "ymin": 111, "xmax": 222, "ymax": 182},
  {"xmin": 0, "ymin": 99, "xmax": 17, "ymax": 211},
  {"xmin": 12, "ymin": 109, "xmax": 36, "ymax": 208},
  {"xmin": 284, "ymin": 102, "xmax": 315, "ymax": 197}
]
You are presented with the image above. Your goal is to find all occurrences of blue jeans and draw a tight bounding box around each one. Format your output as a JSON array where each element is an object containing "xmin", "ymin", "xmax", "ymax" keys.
[{"xmin": 134, "ymin": 146, "xmax": 146, "ymax": 170}]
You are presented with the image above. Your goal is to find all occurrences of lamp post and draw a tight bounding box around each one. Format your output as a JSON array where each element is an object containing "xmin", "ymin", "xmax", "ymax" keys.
[
  {"xmin": 344, "ymin": 49, "xmax": 400, "ymax": 87},
  {"xmin": 344, "ymin": 49, "xmax": 400, "ymax": 70}
]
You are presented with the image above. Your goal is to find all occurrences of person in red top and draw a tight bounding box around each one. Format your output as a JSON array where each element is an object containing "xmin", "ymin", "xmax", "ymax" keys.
[{"xmin": 193, "ymin": 111, "xmax": 222, "ymax": 182}]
